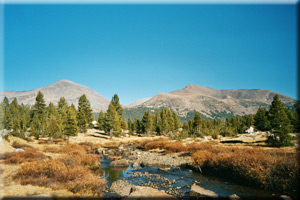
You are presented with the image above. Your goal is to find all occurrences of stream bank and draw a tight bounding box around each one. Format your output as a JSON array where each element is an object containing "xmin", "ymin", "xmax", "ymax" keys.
[{"xmin": 97, "ymin": 145, "xmax": 279, "ymax": 199}]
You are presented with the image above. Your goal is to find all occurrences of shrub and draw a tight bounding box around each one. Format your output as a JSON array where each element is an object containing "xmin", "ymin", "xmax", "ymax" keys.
[
  {"xmin": 142, "ymin": 139, "xmax": 186, "ymax": 153},
  {"xmin": 191, "ymin": 145, "xmax": 298, "ymax": 197},
  {"xmin": 14, "ymin": 156, "xmax": 105, "ymax": 196},
  {"xmin": 4, "ymin": 149, "xmax": 48, "ymax": 164}
]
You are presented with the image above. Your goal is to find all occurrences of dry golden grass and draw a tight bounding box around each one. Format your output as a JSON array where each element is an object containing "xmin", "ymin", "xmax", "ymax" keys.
[
  {"xmin": 3, "ymin": 149, "xmax": 48, "ymax": 164},
  {"xmin": 140, "ymin": 139, "xmax": 298, "ymax": 196},
  {"xmin": 191, "ymin": 143, "xmax": 298, "ymax": 197},
  {"xmin": 13, "ymin": 143, "xmax": 105, "ymax": 196}
]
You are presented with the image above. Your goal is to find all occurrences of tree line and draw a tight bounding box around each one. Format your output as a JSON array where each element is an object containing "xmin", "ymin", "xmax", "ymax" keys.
[{"xmin": 1, "ymin": 92, "xmax": 298, "ymax": 147}]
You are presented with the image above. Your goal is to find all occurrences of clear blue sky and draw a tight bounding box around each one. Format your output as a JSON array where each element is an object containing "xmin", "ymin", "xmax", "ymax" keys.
[{"xmin": 4, "ymin": 4, "xmax": 297, "ymax": 104}]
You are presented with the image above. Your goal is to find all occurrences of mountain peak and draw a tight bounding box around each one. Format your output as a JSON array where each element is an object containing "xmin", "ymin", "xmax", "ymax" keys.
[
  {"xmin": 0, "ymin": 80, "xmax": 110, "ymax": 112},
  {"xmin": 54, "ymin": 79, "xmax": 76, "ymax": 84}
]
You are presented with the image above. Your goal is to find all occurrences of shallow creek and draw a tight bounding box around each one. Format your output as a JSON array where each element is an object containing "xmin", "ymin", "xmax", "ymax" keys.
[{"xmin": 99, "ymin": 158, "xmax": 276, "ymax": 199}]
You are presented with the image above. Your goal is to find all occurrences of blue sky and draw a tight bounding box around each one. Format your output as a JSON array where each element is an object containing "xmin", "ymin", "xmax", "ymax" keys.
[{"xmin": 3, "ymin": 3, "xmax": 297, "ymax": 104}]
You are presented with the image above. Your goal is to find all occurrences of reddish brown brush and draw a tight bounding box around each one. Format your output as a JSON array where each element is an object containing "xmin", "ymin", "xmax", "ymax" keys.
[
  {"xmin": 14, "ymin": 158, "xmax": 105, "ymax": 196},
  {"xmin": 191, "ymin": 145, "xmax": 298, "ymax": 196},
  {"xmin": 143, "ymin": 140, "xmax": 186, "ymax": 153},
  {"xmin": 4, "ymin": 150, "xmax": 48, "ymax": 164}
]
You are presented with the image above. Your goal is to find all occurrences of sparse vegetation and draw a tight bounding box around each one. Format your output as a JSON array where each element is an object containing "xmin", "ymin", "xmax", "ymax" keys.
[
  {"xmin": 191, "ymin": 144, "xmax": 298, "ymax": 197},
  {"xmin": 139, "ymin": 139, "xmax": 298, "ymax": 197},
  {"xmin": 11, "ymin": 143, "xmax": 105, "ymax": 196},
  {"xmin": 3, "ymin": 149, "xmax": 48, "ymax": 164}
]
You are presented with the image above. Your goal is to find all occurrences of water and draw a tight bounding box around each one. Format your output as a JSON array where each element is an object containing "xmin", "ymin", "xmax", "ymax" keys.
[{"xmin": 99, "ymin": 159, "xmax": 276, "ymax": 199}]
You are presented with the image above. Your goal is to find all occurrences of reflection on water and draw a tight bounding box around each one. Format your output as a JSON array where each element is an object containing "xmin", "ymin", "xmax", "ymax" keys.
[{"xmin": 99, "ymin": 159, "xmax": 135, "ymax": 184}]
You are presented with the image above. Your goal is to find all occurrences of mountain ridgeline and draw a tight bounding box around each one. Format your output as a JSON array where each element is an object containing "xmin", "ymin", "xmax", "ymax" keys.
[
  {"xmin": 0, "ymin": 80, "xmax": 297, "ymax": 120},
  {"xmin": 124, "ymin": 84, "xmax": 296, "ymax": 120}
]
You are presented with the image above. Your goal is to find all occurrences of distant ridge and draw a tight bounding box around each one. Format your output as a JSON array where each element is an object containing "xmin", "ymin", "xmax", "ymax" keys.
[
  {"xmin": 1, "ymin": 81, "xmax": 296, "ymax": 119},
  {"xmin": 0, "ymin": 80, "xmax": 110, "ymax": 112},
  {"xmin": 125, "ymin": 84, "xmax": 296, "ymax": 119}
]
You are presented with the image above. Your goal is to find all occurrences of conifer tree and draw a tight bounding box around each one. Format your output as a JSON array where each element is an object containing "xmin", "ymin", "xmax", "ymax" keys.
[
  {"xmin": 246, "ymin": 114, "xmax": 255, "ymax": 127},
  {"xmin": 127, "ymin": 118, "xmax": 133, "ymax": 133},
  {"xmin": 47, "ymin": 114, "xmax": 61, "ymax": 141},
  {"xmin": 105, "ymin": 102, "xmax": 121, "ymax": 138},
  {"xmin": 254, "ymin": 107, "xmax": 270, "ymax": 131},
  {"xmin": 141, "ymin": 110, "xmax": 152, "ymax": 136},
  {"xmin": 57, "ymin": 97, "xmax": 69, "ymax": 132},
  {"xmin": 154, "ymin": 110, "xmax": 162, "ymax": 135},
  {"xmin": 121, "ymin": 116, "xmax": 128, "ymax": 130},
  {"xmin": 193, "ymin": 112, "xmax": 202, "ymax": 136},
  {"xmin": 98, "ymin": 110, "xmax": 105, "ymax": 130},
  {"xmin": 134, "ymin": 116, "xmax": 140, "ymax": 133},
  {"xmin": 33, "ymin": 91, "xmax": 47, "ymax": 120},
  {"xmin": 161, "ymin": 109, "xmax": 169, "ymax": 135},
  {"xmin": 172, "ymin": 112, "xmax": 181, "ymax": 131},
  {"xmin": 31, "ymin": 114, "xmax": 41, "ymax": 139},
  {"xmin": 58, "ymin": 97, "xmax": 68, "ymax": 111},
  {"xmin": 0, "ymin": 104, "xmax": 4, "ymax": 130},
  {"xmin": 4, "ymin": 107, "xmax": 13, "ymax": 130},
  {"xmin": 267, "ymin": 95, "xmax": 293, "ymax": 147},
  {"xmin": 65, "ymin": 109, "xmax": 78, "ymax": 143},
  {"xmin": 77, "ymin": 94, "xmax": 94, "ymax": 132},
  {"xmin": 111, "ymin": 94, "xmax": 124, "ymax": 116}
]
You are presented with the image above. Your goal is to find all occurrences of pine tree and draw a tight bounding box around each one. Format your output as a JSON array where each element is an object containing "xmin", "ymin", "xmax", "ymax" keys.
[
  {"xmin": 65, "ymin": 109, "xmax": 78, "ymax": 143},
  {"xmin": 127, "ymin": 118, "xmax": 133, "ymax": 133},
  {"xmin": 4, "ymin": 107, "xmax": 13, "ymax": 130},
  {"xmin": 77, "ymin": 94, "xmax": 94, "ymax": 132},
  {"xmin": 121, "ymin": 116, "xmax": 128, "ymax": 130},
  {"xmin": 105, "ymin": 102, "xmax": 121, "ymax": 138},
  {"xmin": 172, "ymin": 112, "xmax": 181, "ymax": 131},
  {"xmin": 254, "ymin": 107, "xmax": 270, "ymax": 131},
  {"xmin": 31, "ymin": 114, "xmax": 41, "ymax": 139},
  {"xmin": 246, "ymin": 115, "xmax": 255, "ymax": 127},
  {"xmin": 58, "ymin": 97, "xmax": 68, "ymax": 111},
  {"xmin": 161, "ymin": 109, "xmax": 169, "ymax": 135},
  {"xmin": 98, "ymin": 110, "xmax": 105, "ymax": 130},
  {"xmin": 57, "ymin": 97, "xmax": 69, "ymax": 133},
  {"xmin": 267, "ymin": 95, "xmax": 293, "ymax": 147},
  {"xmin": 141, "ymin": 110, "xmax": 152, "ymax": 136},
  {"xmin": 33, "ymin": 91, "xmax": 47, "ymax": 120},
  {"xmin": 154, "ymin": 110, "xmax": 162, "ymax": 135},
  {"xmin": 193, "ymin": 112, "xmax": 202, "ymax": 136},
  {"xmin": 134, "ymin": 116, "xmax": 140, "ymax": 133},
  {"xmin": 46, "ymin": 114, "xmax": 61, "ymax": 141},
  {"xmin": 0, "ymin": 104, "xmax": 4, "ymax": 130},
  {"xmin": 111, "ymin": 94, "xmax": 124, "ymax": 116}
]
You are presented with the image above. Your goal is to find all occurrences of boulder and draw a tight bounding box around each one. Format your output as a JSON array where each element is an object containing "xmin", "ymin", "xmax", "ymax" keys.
[
  {"xmin": 14, "ymin": 148, "xmax": 24, "ymax": 153},
  {"xmin": 132, "ymin": 162, "xmax": 140, "ymax": 169},
  {"xmin": 110, "ymin": 180, "xmax": 133, "ymax": 197},
  {"xmin": 190, "ymin": 183, "xmax": 218, "ymax": 198},
  {"xmin": 159, "ymin": 167, "xmax": 171, "ymax": 171},
  {"xmin": 109, "ymin": 159, "xmax": 129, "ymax": 168},
  {"xmin": 124, "ymin": 186, "xmax": 176, "ymax": 199}
]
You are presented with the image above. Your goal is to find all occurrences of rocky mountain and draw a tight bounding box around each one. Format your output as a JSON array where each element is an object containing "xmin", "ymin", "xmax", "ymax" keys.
[
  {"xmin": 123, "ymin": 97, "xmax": 151, "ymax": 108},
  {"xmin": 0, "ymin": 80, "xmax": 110, "ymax": 112},
  {"xmin": 125, "ymin": 84, "xmax": 297, "ymax": 120}
]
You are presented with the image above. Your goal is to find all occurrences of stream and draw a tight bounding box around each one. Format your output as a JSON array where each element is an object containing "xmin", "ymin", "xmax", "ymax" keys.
[{"xmin": 99, "ymin": 158, "xmax": 276, "ymax": 199}]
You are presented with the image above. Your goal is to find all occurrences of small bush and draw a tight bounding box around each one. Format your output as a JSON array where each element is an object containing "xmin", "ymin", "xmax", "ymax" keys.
[
  {"xmin": 79, "ymin": 142, "xmax": 100, "ymax": 153},
  {"xmin": 191, "ymin": 145, "xmax": 298, "ymax": 197},
  {"xmin": 14, "ymin": 155, "xmax": 105, "ymax": 196},
  {"xmin": 142, "ymin": 139, "xmax": 186, "ymax": 153},
  {"xmin": 4, "ymin": 149, "xmax": 48, "ymax": 164}
]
